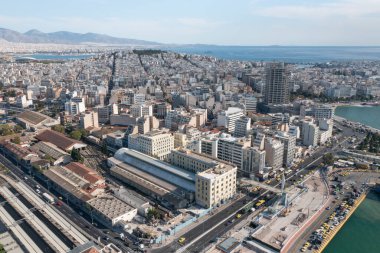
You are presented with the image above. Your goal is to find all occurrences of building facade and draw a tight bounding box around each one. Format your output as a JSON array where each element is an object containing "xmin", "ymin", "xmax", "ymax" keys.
[
  {"xmin": 195, "ymin": 166, "xmax": 237, "ymax": 208},
  {"xmin": 264, "ymin": 62, "xmax": 289, "ymax": 105},
  {"xmin": 128, "ymin": 130, "xmax": 174, "ymax": 160}
]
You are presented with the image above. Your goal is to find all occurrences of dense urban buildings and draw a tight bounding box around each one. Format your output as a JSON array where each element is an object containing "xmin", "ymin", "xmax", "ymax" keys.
[{"xmin": 0, "ymin": 45, "xmax": 378, "ymax": 253}]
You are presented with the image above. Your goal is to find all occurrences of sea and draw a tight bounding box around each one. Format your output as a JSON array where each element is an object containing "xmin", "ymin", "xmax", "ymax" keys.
[
  {"xmin": 323, "ymin": 191, "xmax": 380, "ymax": 253},
  {"xmin": 323, "ymin": 106, "xmax": 380, "ymax": 253},
  {"xmin": 335, "ymin": 105, "xmax": 380, "ymax": 130},
  {"xmin": 165, "ymin": 46, "xmax": 380, "ymax": 63},
  {"xmin": 18, "ymin": 46, "xmax": 380, "ymax": 63}
]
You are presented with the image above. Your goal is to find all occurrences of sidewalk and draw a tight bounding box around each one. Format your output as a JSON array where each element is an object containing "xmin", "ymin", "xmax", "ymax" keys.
[{"xmin": 152, "ymin": 194, "xmax": 244, "ymax": 248}]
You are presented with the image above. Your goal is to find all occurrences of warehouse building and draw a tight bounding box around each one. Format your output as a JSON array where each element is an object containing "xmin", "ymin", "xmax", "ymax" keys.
[
  {"xmin": 86, "ymin": 194, "xmax": 137, "ymax": 227},
  {"xmin": 35, "ymin": 129, "xmax": 87, "ymax": 152},
  {"xmin": 16, "ymin": 110, "xmax": 60, "ymax": 130}
]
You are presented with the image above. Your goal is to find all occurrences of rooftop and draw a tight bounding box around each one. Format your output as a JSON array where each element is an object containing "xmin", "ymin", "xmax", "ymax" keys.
[
  {"xmin": 87, "ymin": 194, "xmax": 135, "ymax": 220},
  {"xmin": 44, "ymin": 168, "xmax": 93, "ymax": 202},
  {"xmin": 35, "ymin": 129, "xmax": 85, "ymax": 151},
  {"xmin": 30, "ymin": 141, "xmax": 68, "ymax": 160},
  {"xmin": 65, "ymin": 162, "xmax": 104, "ymax": 185},
  {"xmin": 18, "ymin": 110, "xmax": 51, "ymax": 125},
  {"xmin": 114, "ymin": 148, "xmax": 195, "ymax": 191},
  {"xmin": 110, "ymin": 164, "xmax": 186, "ymax": 207},
  {"xmin": 217, "ymin": 237, "xmax": 241, "ymax": 253},
  {"xmin": 197, "ymin": 165, "xmax": 237, "ymax": 180},
  {"xmin": 0, "ymin": 140, "xmax": 36, "ymax": 160}
]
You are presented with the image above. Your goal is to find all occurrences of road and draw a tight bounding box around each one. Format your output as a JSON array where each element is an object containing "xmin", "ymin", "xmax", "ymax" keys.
[
  {"xmin": 153, "ymin": 121, "xmax": 362, "ymax": 253},
  {"xmin": 0, "ymin": 153, "xmax": 138, "ymax": 253}
]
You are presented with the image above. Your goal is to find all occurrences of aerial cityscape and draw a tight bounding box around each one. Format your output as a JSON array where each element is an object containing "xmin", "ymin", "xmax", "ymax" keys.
[{"xmin": 1, "ymin": 1, "xmax": 380, "ymax": 253}]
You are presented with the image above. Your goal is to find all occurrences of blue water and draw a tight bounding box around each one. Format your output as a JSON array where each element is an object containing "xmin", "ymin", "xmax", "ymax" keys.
[
  {"xmin": 335, "ymin": 105, "xmax": 380, "ymax": 130},
  {"xmin": 18, "ymin": 47, "xmax": 380, "ymax": 63},
  {"xmin": 164, "ymin": 46, "xmax": 380, "ymax": 63},
  {"xmin": 324, "ymin": 191, "xmax": 380, "ymax": 253}
]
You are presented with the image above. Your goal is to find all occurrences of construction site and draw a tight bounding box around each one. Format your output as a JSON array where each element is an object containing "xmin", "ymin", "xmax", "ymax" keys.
[{"xmin": 224, "ymin": 170, "xmax": 329, "ymax": 253}]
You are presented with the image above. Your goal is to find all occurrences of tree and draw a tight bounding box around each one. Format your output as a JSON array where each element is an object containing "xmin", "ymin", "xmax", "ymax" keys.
[
  {"xmin": 70, "ymin": 148, "xmax": 83, "ymax": 163},
  {"xmin": 11, "ymin": 136, "xmax": 21, "ymax": 144},
  {"xmin": 51, "ymin": 124, "xmax": 65, "ymax": 134},
  {"xmin": 0, "ymin": 124, "xmax": 14, "ymax": 136},
  {"xmin": 70, "ymin": 130, "xmax": 82, "ymax": 140},
  {"xmin": 13, "ymin": 125, "xmax": 23, "ymax": 133},
  {"xmin": 147, "ymin": 208, "xmax": 161, "ymax": 220},
  {"xmin": 323, "ymin": 153, "xmax": 335, "ymax": 166},
  {"xmin": 79, "ymin": 129, "xmax": 89, "ymax": 139}
]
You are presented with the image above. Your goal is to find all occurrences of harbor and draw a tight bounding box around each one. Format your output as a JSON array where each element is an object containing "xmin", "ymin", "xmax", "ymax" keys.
[
  {"xmin": 314, "ymin": 191, "xmax": 367, "ymax": 253},
  {"xmin": 323, "ymin": 189, "xmax": 380, "ymax": 253}
]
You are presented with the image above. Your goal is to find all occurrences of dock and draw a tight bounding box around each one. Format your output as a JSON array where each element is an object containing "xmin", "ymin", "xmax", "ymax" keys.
[{"xmin": 313, "ymin": 192, "xmax": 367, "ymax": 253}]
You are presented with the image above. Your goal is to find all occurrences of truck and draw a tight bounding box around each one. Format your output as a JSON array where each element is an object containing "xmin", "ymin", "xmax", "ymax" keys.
[{"xmin": 42, "ymin": 193, "xmax": 55, "ymax": 204}]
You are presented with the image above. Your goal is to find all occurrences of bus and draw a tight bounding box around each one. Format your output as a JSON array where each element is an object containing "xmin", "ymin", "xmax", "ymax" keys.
[{"xmin": 42, "ymin": 193, "xmax": 55, "ymax": 204}]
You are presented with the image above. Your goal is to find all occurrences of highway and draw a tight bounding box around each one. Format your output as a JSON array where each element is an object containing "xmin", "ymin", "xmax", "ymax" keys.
[{"xmin": 0, "ymin": 153, "xmax": 138, "ymax": 253}]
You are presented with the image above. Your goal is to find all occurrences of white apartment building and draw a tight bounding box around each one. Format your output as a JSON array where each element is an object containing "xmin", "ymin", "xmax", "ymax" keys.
[
  {"xmin": 318, "ymin": 119, "xmax": 333, "ymax": 144},
  {"xmin": 302, "ymin": 120, "xmax": 319, "ymax": 147},
  {"xmin": 154, "ymin": 102, "xmax": 172, "ymax": 119},
  {"xmin": 120, "ymin": 91, "xmax": 145, "ymax": 105},
  {"xmin": 65, "ymin": 97, "xmax": 86, "ymax": 115},
  {"xmin": 217, "ymin": 107, "xmax": 244, "ymax": 134},
  {"xmin": 195, "ymin": 166, "xmax": 237, "ymax": 208},
  {"xmin": 288, "ymin": 125, "xmax": 300, "ymax": 139},
  {"xmin": 253, "ymin": 132, "xmax": 266, "ymax": 150},
  {"xmin": 234, "ymin": 116, "xmax": 251, "ymax": 137},
  {"xmin": 264, "ymin": 137, "xmax": 284, "ymax": 170},
  {"xmin": 200, "ymin": 138, "xmax": 219, "ymax": 158},
  {"xmin": 130, "ymin": 104, "xmax": 153, "ymax": 118},
  {"xmin": 97, "ymin": 104, "xmax": 118, "ymax": 124},
  {"xmin": 243, "ymin": 96, "xmax": 257, "ymax": 114},
  {"xmin": 169, "ymin": 149, "xmax": 220, "ymax": 173},
  {"xmin": 128, "ymin": 130, "xmax": 174, "ymax": 160},
  {"xmin": 314, "ymin": 105, "xmax": 335, "ymax": 121},
  {"xmin": 216, "ymin": 134, "xmax": 251, "ymax": 170},
  {"xmin": 242, "ymin": 147, "xmax": 266, "ymax": 175},
  {"xmin": 16, "ymin": 95, "xmax": 33, "ymax": 108},
  {"xmin": 134, "ymin": 93, "xmax": 146, "ymax": 104},
  {"xmin": 80, "ymin": 111, "xmax": 99, "ymax": 129},
  {"xmin": 137, "ymin": 116, "xmax": 159, "ymax": 134},
  {"xmin": 276, "ymin": 131, "xmax": 296, "ymax": 166},
  {"xmin": 165, "ymin": 108, "xmax": 206, "ymax": 130}
]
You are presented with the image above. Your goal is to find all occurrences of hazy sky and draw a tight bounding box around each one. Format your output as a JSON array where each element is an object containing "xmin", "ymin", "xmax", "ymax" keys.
[{"xmin": 1, "ymin": 0, "xmax": 380, "ymax": 46}]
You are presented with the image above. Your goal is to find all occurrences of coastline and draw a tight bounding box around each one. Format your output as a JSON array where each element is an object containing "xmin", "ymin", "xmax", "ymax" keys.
[
  {"xmin": 334, "ymin": 105, "xmax": 380, "ymax": 132},
  {"xmin": 314, "ymin": 192, "xmax": 368, "ymax": 253}
]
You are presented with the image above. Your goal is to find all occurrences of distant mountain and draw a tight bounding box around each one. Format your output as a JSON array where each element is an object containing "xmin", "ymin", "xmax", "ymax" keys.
[{"xmin": 0, "ymin": 28, "xmax": 161, "ymax": 45}]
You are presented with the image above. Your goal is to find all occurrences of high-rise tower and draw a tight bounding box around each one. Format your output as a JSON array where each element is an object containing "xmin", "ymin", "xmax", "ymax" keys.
[{"xmin": 264, "ymin": 62, "xmax": 290, "ymax": 105}]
